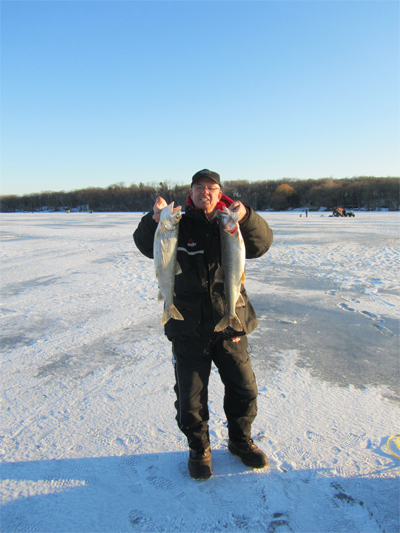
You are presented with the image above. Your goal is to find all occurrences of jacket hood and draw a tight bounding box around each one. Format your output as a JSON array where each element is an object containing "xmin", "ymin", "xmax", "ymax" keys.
[{"xmin": 186, "ymin": 194, "xmax": 234, "ymax": 212}]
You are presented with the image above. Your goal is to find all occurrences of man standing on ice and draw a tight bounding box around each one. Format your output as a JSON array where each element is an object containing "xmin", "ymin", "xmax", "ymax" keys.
[{"xmin": 133, "ymin": 169, "xmax": 273, "ymax": 479}]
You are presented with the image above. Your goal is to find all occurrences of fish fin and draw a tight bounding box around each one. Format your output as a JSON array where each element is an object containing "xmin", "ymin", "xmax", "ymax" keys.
[
  {"xmin": 161, "ymin": 309, "xmax": 169, "ymax": 325},
  {"xmin": 215, "ymin": 266, "xmax": 224, "ymax": 283},
  {"xmin": 241, "ymin": 271, "xmax": 246, "ymax": 284},
  {"xmin": 158, "ymin": 290, "xmax": 164, "ymax": 301},
  {"xmin": 169, "ymin": 304, "xmax": 184, "ymax": 321},
  {"xmin": 214, "ymin": 315, "xmax": 230, "ymax": 332},
  {"xmin": 175, "ymin": 262, "xmax": 182, "ymax": 275},
  {"xmin": 214, "ymin": 313, "xmax": 243, "ymax": 333},
  {"xmin": 236, "ymin": 293, "xmax": 245, "ymax": 307},
  {"xmin": 230, "ymin": 314, "xmax": 244, "ymax": 332},
  {"xmin": 161, "ymin": 304, "xmax": 184, "ymax": 325}
]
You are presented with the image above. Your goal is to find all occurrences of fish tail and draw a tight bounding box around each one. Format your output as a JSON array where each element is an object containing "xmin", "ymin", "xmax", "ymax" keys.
[
  {"xmin": 161, "ymin": 304, "xmax": 184, "ymax": 325},
  {"xmin": 214, "ymin": 313, "xmax": 243, "ymax": 333}
]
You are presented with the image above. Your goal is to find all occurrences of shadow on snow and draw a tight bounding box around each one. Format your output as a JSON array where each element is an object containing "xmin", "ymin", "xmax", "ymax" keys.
[{"xmin": 1, "ymin": 450, "xmax": 399, "ymax": 533}]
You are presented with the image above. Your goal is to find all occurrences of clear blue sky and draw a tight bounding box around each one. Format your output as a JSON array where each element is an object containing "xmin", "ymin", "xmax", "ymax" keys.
[{"xmin": 1, "ymin": 0, "xmax": 399, "ymax": 196}]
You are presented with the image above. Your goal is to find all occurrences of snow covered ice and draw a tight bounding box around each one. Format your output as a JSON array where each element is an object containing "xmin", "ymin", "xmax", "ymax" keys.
[{"xmin": 1, "ymin": 211, "xmax": 399, "ymax": 533}]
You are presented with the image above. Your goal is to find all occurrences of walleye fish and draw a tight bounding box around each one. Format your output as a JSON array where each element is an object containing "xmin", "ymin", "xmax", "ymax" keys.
[
  {"xmin": 154, "ymin": 202, "xmax": 184, "ymax": 325},
  {"xmin": 214, "ymin": 206, "xmax": 246, "ymax": 332}
]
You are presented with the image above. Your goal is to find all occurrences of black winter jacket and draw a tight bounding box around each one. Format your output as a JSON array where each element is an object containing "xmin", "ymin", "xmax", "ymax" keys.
[{"xmin": 133, "ymin": 203, "xmax": 273, "ymax": 340}]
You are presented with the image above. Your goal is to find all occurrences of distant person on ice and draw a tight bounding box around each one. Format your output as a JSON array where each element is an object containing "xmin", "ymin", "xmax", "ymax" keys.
[{"xmin": 133, "ymin": 169, "xmax": 273, "ymax": 479}]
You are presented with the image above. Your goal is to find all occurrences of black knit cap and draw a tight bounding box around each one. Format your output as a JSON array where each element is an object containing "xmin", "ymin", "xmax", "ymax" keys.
[{"xmin": 191, "ymin": 169, "xmax": 221, "ymax": 186}]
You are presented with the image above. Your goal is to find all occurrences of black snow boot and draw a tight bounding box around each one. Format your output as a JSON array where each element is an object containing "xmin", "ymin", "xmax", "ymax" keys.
[
  {"xmin": 188, "ymin": 447, "xmax": 212, "ymax": 480},
  {"xmin": 228, "ymin": 438, "xmax": 268, "ymax": 468}
]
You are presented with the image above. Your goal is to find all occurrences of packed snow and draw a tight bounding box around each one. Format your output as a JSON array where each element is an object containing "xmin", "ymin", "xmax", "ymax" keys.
[{"xmin": 1, "ymin": 211, "xmax": 399, "ymax": 533}]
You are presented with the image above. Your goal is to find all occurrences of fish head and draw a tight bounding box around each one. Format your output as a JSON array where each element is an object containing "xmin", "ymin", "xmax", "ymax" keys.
[
  {"xmin": 160, "ymin": 201, "xmax": 182, "ymax": 230},
  {"xmin": 217, "ymin": 205, "xmax": 239, "ymax": 233}
]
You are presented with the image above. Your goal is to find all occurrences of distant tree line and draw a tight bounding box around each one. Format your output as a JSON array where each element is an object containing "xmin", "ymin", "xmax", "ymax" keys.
[{"xmin": 1, "ymin": 176, "xmax": 399, "ymax": 213}]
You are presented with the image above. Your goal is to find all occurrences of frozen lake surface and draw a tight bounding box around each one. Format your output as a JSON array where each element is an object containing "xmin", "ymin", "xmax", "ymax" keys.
[{"xmin": 1, "ymin": 211, "xmax": 399, "ymax": 532}]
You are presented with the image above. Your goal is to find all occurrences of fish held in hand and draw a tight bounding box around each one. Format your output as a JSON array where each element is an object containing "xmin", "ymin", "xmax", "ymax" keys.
[
  {"xmin": 153, "ymin": 202, "xmax": 184, "ymax": 325},
  {"xmin": 214, "ymin": 206, "xmax": 246, "ymax": 333}
]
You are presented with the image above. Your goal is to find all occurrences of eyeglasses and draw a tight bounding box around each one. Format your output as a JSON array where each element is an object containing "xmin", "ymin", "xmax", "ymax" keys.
[{"xmin": 193, "ymin": 185, "xmax": 220, "ymax": 192}]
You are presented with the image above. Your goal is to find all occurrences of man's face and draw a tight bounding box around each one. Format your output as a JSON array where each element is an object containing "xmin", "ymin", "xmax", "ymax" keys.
[{"xmin": 190, "ymin": 178, "xmax": 222, "ymax": 217}]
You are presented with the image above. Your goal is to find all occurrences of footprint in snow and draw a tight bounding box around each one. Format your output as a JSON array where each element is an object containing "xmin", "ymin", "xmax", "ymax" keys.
[
  {"xmin": 267, "ymin": 513, "xmax": 293, "ymax": 532},
  {"xmin": 231, "ymin": 513, "xmax": 254, "ymax": 531},
  {"xmin": 330, "ymin": 481, "xmax": 375, "ymax": 523},
  {"xmin": 331, "ymin": 483, "xmax": 369, "ymax": 511},
  {"xmin": 357, "ymin": 311, "xmax": 394, "ymax": 335},
  {"xmin": 306, "ymin": 430, "xmax": 325, "ymax": 443},
  {"xmin": 340, "ymin": 432, "xmax": 366, "ymax": 450},
  {"xmin": 117, "ymin": 455, "xmax": 142, "ymax": 478},
  {"xmin": 146, "ymin": 475, "xmax": 176, "ymax": 491},
  {"xmin": 360, "ymin": 310, "xmax": 378, "ymax": 319},
  {"xmin": 373, "ymin": 323, "xmax": 394, "ymax": 336},
  {"xmin": 128, "ymin": 510, "xmax": 155, "ymax": 531},
  {"xmin": 337, "ymin": 303, "xmax": 355, "ymax": 312},
  {"xmin": 334, "ymin": 491, "xmax": 363, "ymax": 506}
]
